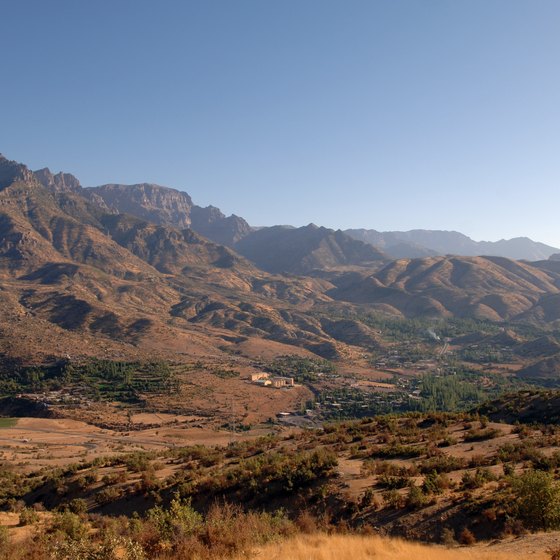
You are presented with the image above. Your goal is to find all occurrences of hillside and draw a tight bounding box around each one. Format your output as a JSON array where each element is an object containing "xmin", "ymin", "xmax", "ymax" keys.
[
  {"xmin": 328, "ymin": 256, "xmax": 560, "ymax": 321},
  {"xmin": 2, "ymin": 153, "xmax": 560, "ymax": 394},
  {"xmin": 234, "ymin": 224, "xmax": 387, "ymax": 274},
  {"xmin": 2, "ymin": 410, "xmax": 560, "ymax": 558},
  {"xmin": 477, "ymin": 390, "xmax": 560, "ymax": 424},
  {"xmin": 88, "ymin": 183, "xmax": 252, "ymax": 247},
  {"xmin": 0, "ymin": 155, "xmax": 376, "ymax": 366}
]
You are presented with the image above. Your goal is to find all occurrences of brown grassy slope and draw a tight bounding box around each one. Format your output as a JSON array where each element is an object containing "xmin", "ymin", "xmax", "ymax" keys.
[
  {"xmin": 248, "ymin": 534, "xmax": 536, "ymax": 560},
  {"xmin": 0, "ymin": 158, "xmax": 360, "ymax": 362},
  {"xmin": 328, "ymin": 256, "xmax": 560, "ymax": 320},
  {"xmin": 477, "ymin": 389, "xmax": 560, "ymax": 423}
]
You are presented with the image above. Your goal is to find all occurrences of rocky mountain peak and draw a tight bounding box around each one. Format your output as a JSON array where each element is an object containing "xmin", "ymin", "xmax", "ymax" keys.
[
  {"xmin": 190, "ymin": 205, "xmax": 252, "ymax": 246},
  {"xmin": 0, "ymin": 154, "xmax": 35, "ymax": 190},
  {"xmin": 34, "ymin": 168, "xmax": 82, "ymax": 193},
  {"xmin": 88, "ymin": 183, "xmax": 194, "ymax": 229}
]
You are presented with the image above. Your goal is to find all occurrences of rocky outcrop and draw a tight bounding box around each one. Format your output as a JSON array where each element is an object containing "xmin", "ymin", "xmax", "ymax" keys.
[
  {"xmin": 88, "ymin": 183, "xmax": 252, "ymax": 246},
  {"xmin": 0, "ymin": 154, "xmax": 35, "ymax": 189},
  {"xmin": 89, "ymin": 183, "xmax": 194, "ymax": 228},
  {"xmin": 190, "ymin": 205, "xmax": 252, "ymax": 246},
  {"xmin": 34, "ymin": 168, "xmax": 82, "ymax": 193}
]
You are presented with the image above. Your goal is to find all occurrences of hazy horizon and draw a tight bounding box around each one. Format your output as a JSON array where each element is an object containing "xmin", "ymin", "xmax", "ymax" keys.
[{"xmin": 2, "ymin": 1, "xmax": 560, "ymax": 247}]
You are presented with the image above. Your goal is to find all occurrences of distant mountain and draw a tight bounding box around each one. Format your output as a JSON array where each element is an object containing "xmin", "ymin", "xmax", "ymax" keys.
[
  {"xmin": 345, "ymin": 229, "xmax": 438, "ymax": 258},
  {"xmin": 85, "ymin": 182, "xmax": 558, "ymax": 262},
  {"xmin": 190, "ymin": 205, "xmax": 252, "ymax": 247},
  {"xmin": 234, "ymin": 224, "xmax": 387, "ymax": 274},
  {"xmin": 344, "ymin": 229, "xmax": 560, "ymax": 261},
  {"xmin": 550, "ymin": 253, "xmax": 560, "ymax": 262},
  {"xmin": 3, "ymin": 151, "xmax": 560, "ymax": 373},
  {"xmin": 88, "ymin": 183, "xmax": 252, "ymax": 247}
]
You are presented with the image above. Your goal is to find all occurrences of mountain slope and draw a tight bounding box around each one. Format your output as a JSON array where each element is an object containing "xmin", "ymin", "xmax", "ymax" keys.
[
  {"xmin": 88, "ymin": 183, "xmax": 252, "ymax": 247},
  {"xmin": 328, "ymin": 255, "xmax": 560, "ymax": 321},
  {"xmin": 234, "ymin": 224, "xmax": 387, "ymax": 274},
  {"xmin": 0, "ymin": 155, "xmax": 371, "ymax": 362}
]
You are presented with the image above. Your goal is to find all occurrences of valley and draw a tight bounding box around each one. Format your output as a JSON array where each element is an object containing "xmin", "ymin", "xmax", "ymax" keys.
[{"xmin": 1, "ymin": 153, "xmax": 560, "ymax": 558}]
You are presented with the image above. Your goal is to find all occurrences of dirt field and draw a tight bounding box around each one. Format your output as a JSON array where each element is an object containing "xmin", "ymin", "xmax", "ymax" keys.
[{"xmin": 0, "ymin": 416, "xmax": 276, "ymax": 472}]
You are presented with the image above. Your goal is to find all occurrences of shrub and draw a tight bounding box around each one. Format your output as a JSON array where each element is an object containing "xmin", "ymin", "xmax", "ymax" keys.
[
  {"xmin": 147, "ymin": 495, "xmax": 203, "ymax": 541},
  {"xmin": 512, "ymin": 470, "xmax": 560, "ymax": 530},
  {"xmin": 19, "ymin": 507, "xmax": 39, "ymax": 526},
  {"xmin": 66, "ymin": 499, "xmax": 88, "ymax": 514},
  {"xmin": 360, "ymin": 487, "xmax": 375, "ymax": 509},
  {"xmin": 419, "ymin": 454, "xmax": 466, "ymax": 474},
  {"xmin": 422, "ymin": 471, "xmax": 451, "ymax": 495},
  {"xmin": 382, "ymin": 489, "xmax": 404, "ymax": 509},
  {"xmin": 377, "ymin": 474, "xmax": 410, "ymax": 489},
  {"xmin": 441, "ymin": 527, "xmax": 456, "ymax": 546},
  {"xmin": 459, "ymin": 527, "xmax": 476, "ymax": 545},
  {"xmin": 50, "ymin": 511, "xmax": 89, "ymax": 541},
  {"xmin": 461, "ymin": 468, "xmax": 497, "ymax": 490},
  {"xmin": 406, "ymin": 485, "xmax": 429, "ymax": 510},
  {"xmin": 464, "ymin": 428, "xmax": 502, "ymax": 442},
  {"xmin": 96, "ymin": 486, "xmax": 122, "ymax": 505}
]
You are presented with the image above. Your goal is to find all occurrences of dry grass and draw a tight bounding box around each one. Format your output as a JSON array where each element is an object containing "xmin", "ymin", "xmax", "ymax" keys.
[{"xmin": 245, "ymin": 534, "xmax": 537, "ymax": 560}]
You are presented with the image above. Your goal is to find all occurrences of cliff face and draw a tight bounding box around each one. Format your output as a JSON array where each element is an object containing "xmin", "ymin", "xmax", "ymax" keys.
[
  {"xmin": 190, "ymin": 205, "xmax": 252, "ymax": 247},
  {"xmin": 88, "ymin": 184, "xmax": 252, "ymax": 246},
  {"xmin": 0, "ymin": 154, "xmax": 35, "ymax": 189},
  {"xmin": 88, "ymin": 183, "xmax": 194, "ymax": 228},
  {"xmin": 34, "ymin": 168, "xmax": 82, "ymax": 193}
]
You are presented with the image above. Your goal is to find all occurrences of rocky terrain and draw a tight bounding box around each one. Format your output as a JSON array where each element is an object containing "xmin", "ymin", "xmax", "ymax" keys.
[
  {"xmin": 1, "ymin": 153, "xmax": 560, "ymax": 374},
  {"xmin": 2, "ymin": 153, "xmax": 560, "ymax": 560}
]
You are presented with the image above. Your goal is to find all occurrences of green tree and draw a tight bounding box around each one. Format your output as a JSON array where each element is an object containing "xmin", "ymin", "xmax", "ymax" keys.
[{"xmin": 512, "ymin": 470, "xmax": 560, "ymax": 530}]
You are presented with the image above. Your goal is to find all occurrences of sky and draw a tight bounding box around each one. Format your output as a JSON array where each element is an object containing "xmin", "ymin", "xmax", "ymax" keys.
[{"xmin": 1, "ymin": 0, "xmax": 560, "ymax": 247}]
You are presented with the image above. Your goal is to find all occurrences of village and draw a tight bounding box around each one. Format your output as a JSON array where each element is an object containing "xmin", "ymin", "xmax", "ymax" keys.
[{"xmin": 247, "ymin": 372, "xmax": 295, "ymax": 388}]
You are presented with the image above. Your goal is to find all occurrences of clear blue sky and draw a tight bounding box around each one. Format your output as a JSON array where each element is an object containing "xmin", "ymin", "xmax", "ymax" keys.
[{"xmin": 1, "ymin": 1, "xmax": 560, "ymax": 247}]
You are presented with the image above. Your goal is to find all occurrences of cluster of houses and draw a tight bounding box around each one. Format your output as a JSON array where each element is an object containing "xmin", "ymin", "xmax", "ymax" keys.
[{"xmin": 248, "ymin": 372, "xmax": 295, "ymax": 388}]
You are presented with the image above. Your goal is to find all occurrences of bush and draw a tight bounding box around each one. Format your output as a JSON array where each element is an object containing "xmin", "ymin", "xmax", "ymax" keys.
[
  {"xmin": 377, "ymin": 474, "xmax": 410, "ymax": 489},
  {"xmin": 419, "ymin": 454, "xmax": 466, "ymax": 474},
  {"xmin": 422, "ymin": 471, "xmax": 451, "ymax": 495},
  {"xmin": 440, "ymin": 527, "xmax": 456, "ymax": 546},
  {"xmin": 459, "ymin": 527, "xmax": 476, "ymax": 545},
  {"xmin": 147, "ymin": 495, "xmax": 203, "ymax": 542},
  {"xmin": 406, "ymin": 485, "xmax": 429, "ymax": 510},
  {"xmin": 50, "ymin": 511, "xmax": 89, "ymax": 541},
  {"xmin": 382, "ymin": 489, "xmax": 404, "ymax": 509},
  {"xmin": 512, "ymin": 470, "xmax": 560, "ymax": 530},
  {"xmin": 461, "ymin": 468, "xmax": 496, "ymax": 490},
  {"xmin": 19, "ymin": 507, "xmax": 39, "ymax": 526},
  {"xmin": 464, "ymin": 428, "xmax": 502, "ymax": 442}
]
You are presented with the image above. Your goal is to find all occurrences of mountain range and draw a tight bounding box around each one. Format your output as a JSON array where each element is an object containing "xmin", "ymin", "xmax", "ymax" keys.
[
  {"xmin": 344, "ymin": 228, "xmax": 559, "ymax": 261},
  {"xmin": 83, "ymin": 175, "xmax": 559, "ymax": 264},
  {"xmin": 1, "ymin": 152, "xmax": 560, "ymax": 367}
]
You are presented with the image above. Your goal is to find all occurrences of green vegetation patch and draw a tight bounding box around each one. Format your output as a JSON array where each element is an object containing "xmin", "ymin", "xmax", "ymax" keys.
[
  {"xmin": 0, "ymin": 418, "xmax": 17, "ymax": 428},
  {"xmin": 0, "ymin": 359, "xmax": 179, "ymax": 403},
  {"xmin": 265, "ymin": 354, "xmax": 337, "ymax": 382}
]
